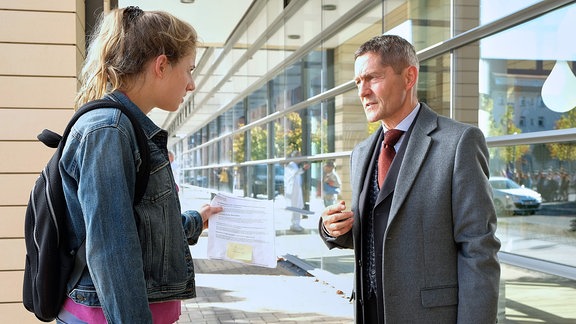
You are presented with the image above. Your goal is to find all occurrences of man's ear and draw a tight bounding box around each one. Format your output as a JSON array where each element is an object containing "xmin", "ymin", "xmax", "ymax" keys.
[
  {"xmin": 153, "ymin": 54, "xmax": 169, "ymax": 78},
  {"xmin": 404, "ymin": 65, "xmax": 418, "ymax": 89}
]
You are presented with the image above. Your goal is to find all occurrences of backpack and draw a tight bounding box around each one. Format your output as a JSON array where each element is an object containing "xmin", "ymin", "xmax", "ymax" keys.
[{"xmin": 22, "ymin": 99, "xmax": 150, "ymax": 322}]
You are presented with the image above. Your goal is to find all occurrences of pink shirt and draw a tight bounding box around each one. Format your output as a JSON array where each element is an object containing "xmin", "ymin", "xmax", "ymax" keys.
[{"xmin": 63, "ymin": 297, "xmax": 181, "ymax": 323}]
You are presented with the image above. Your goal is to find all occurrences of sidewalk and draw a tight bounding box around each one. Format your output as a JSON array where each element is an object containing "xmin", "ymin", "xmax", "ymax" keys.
[
  {"xmin": 177, "ymin": 186, "xmax": 355, "ymax": 323},
  {"xmin": 178, "ymin": 251, "xmax": 353, "ymax": 323}
]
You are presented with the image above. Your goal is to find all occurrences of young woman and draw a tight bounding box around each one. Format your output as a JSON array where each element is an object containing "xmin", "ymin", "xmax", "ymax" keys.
[{"xmin": 58, "ymin": 7, "xmax": 222, "ymax": 323}]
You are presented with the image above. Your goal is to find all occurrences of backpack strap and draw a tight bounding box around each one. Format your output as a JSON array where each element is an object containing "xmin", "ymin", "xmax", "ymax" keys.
[{"xmin": 56, "ymin": 99, "xmax": 151, "ymax": 293}]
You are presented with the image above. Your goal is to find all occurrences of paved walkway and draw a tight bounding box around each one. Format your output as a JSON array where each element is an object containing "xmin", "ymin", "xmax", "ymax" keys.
[{"xmin": 177, "ymin": 257, "xmax": 353, "ymax": 323}]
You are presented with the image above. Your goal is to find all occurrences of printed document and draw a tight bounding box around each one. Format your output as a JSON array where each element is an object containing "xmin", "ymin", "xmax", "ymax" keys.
[{"xmin": 208, "ymin": 192, "xmax": 276, "ymax": 268}]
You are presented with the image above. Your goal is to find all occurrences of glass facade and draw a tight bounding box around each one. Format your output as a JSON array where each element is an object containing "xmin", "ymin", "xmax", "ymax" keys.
[
  {"xmin": 478, "ymin": 3, "xmax": 576, "ymax": 280},
  {"xmin": 169, "ymin": 1, "xmax": 576, "ymax": 321}
]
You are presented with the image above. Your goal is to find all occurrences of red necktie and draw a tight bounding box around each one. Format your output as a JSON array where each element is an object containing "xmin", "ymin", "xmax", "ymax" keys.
[{"xmin": 378, "ymin": 129, "xmax": 404, "ymax": 188}]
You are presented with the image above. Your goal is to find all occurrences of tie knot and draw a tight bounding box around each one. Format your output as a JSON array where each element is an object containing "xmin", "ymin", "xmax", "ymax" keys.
[{"xmin": 384, "ymin": 129, "xmax": 404, "ymax": 147}]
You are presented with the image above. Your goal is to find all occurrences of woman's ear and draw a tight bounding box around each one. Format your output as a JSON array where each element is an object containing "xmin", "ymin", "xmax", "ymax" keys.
[{"xmin": 153, "ymin": 54, "xmax": 169, "ymax": 78}]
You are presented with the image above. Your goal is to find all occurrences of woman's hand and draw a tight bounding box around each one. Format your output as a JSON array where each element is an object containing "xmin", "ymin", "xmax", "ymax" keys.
[{"xmin": 198, "ymin": 204, "xmax": 223, "ymax": 230}]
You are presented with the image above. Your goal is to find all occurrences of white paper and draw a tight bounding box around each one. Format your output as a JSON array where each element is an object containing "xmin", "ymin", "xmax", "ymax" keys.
[{"xmin": 207, "ymin": 192, "xmax": 276, "ymax": 268}]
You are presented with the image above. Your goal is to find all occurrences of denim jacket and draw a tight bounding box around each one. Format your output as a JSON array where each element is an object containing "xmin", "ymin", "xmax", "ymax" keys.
[{"xmin": 60, "ymin": 91, "xmax": 203, "ymax": 323}]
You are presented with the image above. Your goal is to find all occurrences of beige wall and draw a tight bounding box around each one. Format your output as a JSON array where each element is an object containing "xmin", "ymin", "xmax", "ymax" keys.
[
  {"xmin": 0, "ymin": 0, "xmax": 84, "ymax": 321},
  {"xmin": 453, "ymin": 0, "xmax": 480, "ymax": 125}
]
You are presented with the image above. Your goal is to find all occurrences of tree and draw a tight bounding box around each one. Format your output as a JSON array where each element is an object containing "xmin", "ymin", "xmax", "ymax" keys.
[
  {"xmin": 233, "ymin": 109, "xmax": 331, "ymax": 161},
  {"xmin": 547, "ymin": 108, "xmax": 576, "ymax": 165},
  {"xmin": 367, "ymin": 121, "xmax": 380, "ymax": 135},
  {"xmin": 483, "ymin": 95, "xmax": 529, "ymax": 172},
  {"xmin": 250, "ymin": 126, "xmax": 268, "ymax": 160},
  {"xmin": 233, "ymin": 121, "xmax": 246, "ymax": 163},
  {"xmin": 284, "ymin": 112, "xmax": 304, "ymax": 155}
]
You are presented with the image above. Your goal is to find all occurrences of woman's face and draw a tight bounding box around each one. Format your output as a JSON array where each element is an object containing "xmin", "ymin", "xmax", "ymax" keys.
[{"xmin": 158, "ymin": 51, "xmax": 197, "ymax": 112}]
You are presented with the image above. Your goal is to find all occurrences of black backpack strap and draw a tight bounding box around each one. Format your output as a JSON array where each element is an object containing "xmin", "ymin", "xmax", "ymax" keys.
[{"xmin": 59, "ymin": 99, "xmax": 151, "ymax": 293}]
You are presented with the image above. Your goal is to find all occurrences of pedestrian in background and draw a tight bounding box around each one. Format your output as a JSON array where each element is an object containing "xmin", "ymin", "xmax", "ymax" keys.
[
  {"xmin": 284, "ymin": 150, "xmax": 309, "ymax": 232},
  {"xmin": 319, "ymin": 34, "xmax": 501, "ymax": 323},
  {"xmin": 322, "ymin": 161, "xmax": 342, "ymax": 207},
  {"xmin": 59, "ymin": 7, "xmax": 222, "ymax": 323}
]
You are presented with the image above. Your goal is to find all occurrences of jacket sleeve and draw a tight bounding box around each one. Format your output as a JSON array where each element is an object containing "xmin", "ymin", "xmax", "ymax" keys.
[
  {"xmin": 74, "ymin": 126, "xmax": 152, "ymax": 323},
  {"xmin": 318, "ymin": 219, "xmax": 354, "ymax": 249},
  {"xmin": 452, "ymin": 126, "xmax": 501, "ymax": 324},
  {"xmin": 182, "ymin": 210, "xmax": 204, "ymax": 245}
]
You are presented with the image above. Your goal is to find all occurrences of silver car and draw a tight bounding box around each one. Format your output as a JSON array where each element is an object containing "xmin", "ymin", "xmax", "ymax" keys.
[{"xmin": 489, "ymin": 176, "xmax": 542, "ymax": 215}]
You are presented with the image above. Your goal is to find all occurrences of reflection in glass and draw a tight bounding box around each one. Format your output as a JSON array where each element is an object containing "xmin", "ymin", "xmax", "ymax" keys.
[
  {"xmin": 247, "ymin": 86, "xmax": 268, "ymax": 123},
  {"xmin": 490, "ymin": 143, "xmax": 576, "ymax": 268},
  {"xmin": 480, "ymin": 0, "xmax": 542, "ymax": 25},
  {"xmin": 479, "ymin": 4, "xmax": 576, "ymax": 134},
  {"xmin": 249, "ymin": 126, "xmax": 267, "ymax": 161},
  {"xmin": 490, "ymin": 176, "xmax": 541, "ymax": 216}
]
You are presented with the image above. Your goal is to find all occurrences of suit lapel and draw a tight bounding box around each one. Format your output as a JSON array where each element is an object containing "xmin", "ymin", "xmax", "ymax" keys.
[{"xmin": 387, "ymin": 104, "xmax": 438, "ymax": 224}]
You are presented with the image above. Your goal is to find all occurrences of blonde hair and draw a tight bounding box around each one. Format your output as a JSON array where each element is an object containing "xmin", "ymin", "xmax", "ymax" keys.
[{"xmin": 75, "ymin": 7, "xmax": 198, "ymax": 108}]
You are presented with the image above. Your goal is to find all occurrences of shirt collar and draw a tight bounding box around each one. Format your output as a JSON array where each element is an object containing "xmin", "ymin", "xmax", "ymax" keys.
[{"xmin": 384, "ymin": 103, "xmax": 420, "ymax": 133}]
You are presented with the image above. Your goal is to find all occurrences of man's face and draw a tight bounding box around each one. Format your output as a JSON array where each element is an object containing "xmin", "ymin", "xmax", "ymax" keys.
[{"xmin": 353, "ymin": 52, "xmax": 410, "ymax": 125}]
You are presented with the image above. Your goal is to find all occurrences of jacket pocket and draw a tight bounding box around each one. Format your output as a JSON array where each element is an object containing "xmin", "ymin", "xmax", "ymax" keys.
[{"xmin": 420, "ymin": 285, "xmax": 458, "ymax": 308}]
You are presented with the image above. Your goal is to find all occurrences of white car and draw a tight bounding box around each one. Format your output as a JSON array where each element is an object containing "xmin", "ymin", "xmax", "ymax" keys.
[{"xmin": 489, "ymin": 176, "xmax": 542, "ymax": 215}]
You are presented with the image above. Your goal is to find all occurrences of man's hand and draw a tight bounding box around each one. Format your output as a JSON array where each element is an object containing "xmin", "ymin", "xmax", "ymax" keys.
[{"xmin": 321, "ymin": 201, "xmax": 354, "ymax": 237}]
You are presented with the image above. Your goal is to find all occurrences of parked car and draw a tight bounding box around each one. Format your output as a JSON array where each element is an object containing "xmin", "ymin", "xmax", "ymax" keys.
[
  {"xmin": 489, "ymin": 176, "xmax": 542, "ymax": 215},
  {"xmin": 185, "ymin": 173, "xmax": 207, "ymax": 188},
  {"xmin": 251, "ymin": 164, "xmax": 284, "ymax": 198}
]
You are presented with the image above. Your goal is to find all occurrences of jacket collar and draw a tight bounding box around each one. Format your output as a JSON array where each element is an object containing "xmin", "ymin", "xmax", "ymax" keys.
[{"xmin": 105, "ymin": 90, "xmax": 164, "ymax": 140}]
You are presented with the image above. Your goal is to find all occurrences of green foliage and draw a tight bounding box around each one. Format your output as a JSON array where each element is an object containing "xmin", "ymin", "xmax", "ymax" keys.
[
  {"xmin": 482, "ymin": 95, "xmax": 529, "ymax": 165},
  {"xmin": 547, "ymin": 108, "xmax": 576, "ymax": 162},
  {"xmin": 284, "ymin": 112, "xmax": 303, "ymax": 155},
  {"xmin": 232, "ymin": 110, "xmax": 332, "ymax": 162},
  {"xmin": 250, "ymin": 126, "xmax": 268, "ymax": 160},
  {"xmin": 233, "ymin": 122, "xmax": 245, "ymax": 163},
  {"xmin": 274, "ymin": 121, "xmax": 285, "ymax": 157},
  {"xmin": 367, "ymin": 121, "xmax": 380, "ymax": 135},
  {"xmin": 311, "ymin": 113, "xmax": 328, "ymax": 154}
]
